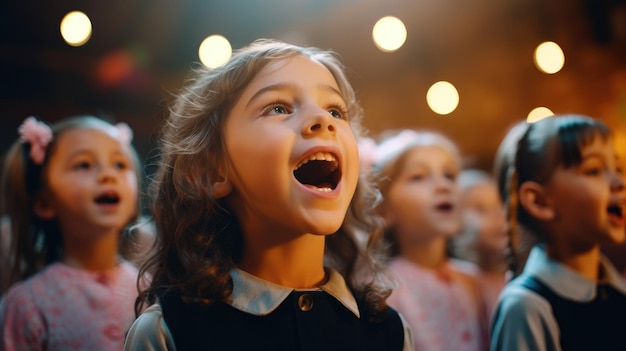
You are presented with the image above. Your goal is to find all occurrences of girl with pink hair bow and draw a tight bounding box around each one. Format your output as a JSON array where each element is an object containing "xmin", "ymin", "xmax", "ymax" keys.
[{"xmin": 0, "ymin": 115, "xmax": 143, "ymax": 351}]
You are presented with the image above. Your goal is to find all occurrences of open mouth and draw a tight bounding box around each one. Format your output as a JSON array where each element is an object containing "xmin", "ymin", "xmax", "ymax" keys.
[
  {"xmin": 436, "ymin": 202, "xmax": 454, "ymax": 213},
  {"xmin": 95, "ymin": 192, "xmax": 120, "ymax": 205},
  {"xmin": 294, "ymin": 152, "xmax": 341, "ymax": 192},
  {"xmin": 608, "ymin": 204, "xmax": 624, "ymax": 220}
]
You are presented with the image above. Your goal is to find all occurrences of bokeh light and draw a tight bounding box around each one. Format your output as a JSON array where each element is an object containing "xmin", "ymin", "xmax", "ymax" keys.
[
  {"xmin": 426, "ymin": 81, "xmax": 459, "ymax": 115},
  {"xmin": 60, "ymin": 11, "xmax": 92, "ymax": 47},
  {"xmin": 372, "ymin": 16, "xmax": 407, "ymax": 53},
  {"xmin": 527, "ymin": 106, "xmax": 554, "ymax": 123},
  {"xmin": 534, "ymin": 41, "xmax": 565, "ymax": 74},
  {"xmin": 198, "ymin": 35, "xmax": 232, "ymax": 69}
]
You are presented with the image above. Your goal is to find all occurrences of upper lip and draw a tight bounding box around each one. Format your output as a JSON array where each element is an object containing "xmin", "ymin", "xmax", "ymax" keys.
[
  {"xmin": 294, "ymin": 145, "xmax": 342, "ymax": 172},
  {"xmin": 94, "ymin": 189, "xmax": 121, "ymax": 203},
  {"xmin": 608, "ymin": 198, "xmax": 626, "ymax": 217},
  {"xmin": 293, "ymin": 145, "xmax": 343, "ymax": 190},
  {"xmin": 434, "ymin": 200, "xmax": 455, "ymax": 210}
]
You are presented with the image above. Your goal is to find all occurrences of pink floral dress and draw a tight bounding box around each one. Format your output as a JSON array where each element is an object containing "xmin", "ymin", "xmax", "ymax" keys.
[
  {"xmin": 387, "ymin": 257, "xmax": 486, "ymax": 351},
  {"xmin": 0, "ymin": 261, "xmax": 140, "ymax": 351}
]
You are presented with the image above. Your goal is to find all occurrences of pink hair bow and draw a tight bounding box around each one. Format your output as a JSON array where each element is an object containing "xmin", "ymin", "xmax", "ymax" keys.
[
  {"xmin": 115, "ymin": 122, "xmax": 133, "ymax": 145},
  {"xmin": 18, "ymin": 116, "xmax": 53, "ymax": 165}
]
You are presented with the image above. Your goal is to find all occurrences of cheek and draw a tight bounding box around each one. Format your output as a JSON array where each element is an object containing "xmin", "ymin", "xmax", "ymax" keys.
[
  {"xmin": 346, "ymin": 150, "xmax": 360, "ymax": 187},
  {"xmin": 125, "ymin": 174, "xmax": 139, "ymax": 202},
  {"xmin": 387, "ymin": 187, "xmax": 428, "ymax": 221}
]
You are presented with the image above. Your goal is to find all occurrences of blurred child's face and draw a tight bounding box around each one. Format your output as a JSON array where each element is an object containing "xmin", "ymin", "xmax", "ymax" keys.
[
  {"xmin": 544, "ymin": 137, "xmax": 626, "ymax": 247},
  {"xmin": 383, "ymin": 146, "xmax": 461, "ymax": 243},
  {"xmin": 223, "ymin": 55, "xmax": 359, "ymax": 238},
  {"xmin": 460, "ymin": 181, "xmax": 507, "ymax": 255},
  {"xmin": 37, "ymin": 127, "xmax": 138, "ymax": 238}
]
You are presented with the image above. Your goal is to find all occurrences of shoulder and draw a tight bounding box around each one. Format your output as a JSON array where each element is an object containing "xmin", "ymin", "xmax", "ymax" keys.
[
  {"xmin": 375, "ymin": 305, "xmax": 414, "ymax": 351},
  {"xmin": 449, "ymin": 258, "xmax": 481, "ymax": 277},
  {"xmin": 448, "ymin": 259, "xmax": 483, "ymax": 300},
  {"xmin": 124, "ymin": 303, "xmax": 176, "ymax": 351},
  {"xmin": 1, "ymin": 271, "xmax": 45, "ymax": 308},
  {"xmin": 496, "ymin": 282, "xmax": 552, "ymax": 320},
  {"xmin": 1, "ymin": 281, "xmax": 35, "ymax": 321},
  {"xmin": 394, "ymin": 308, "xmax": 415, "ymax": 351},
  {"xmin": 491, "ymin": 279, "xmax": 559, "ymax": 351},
  {"xmin": 0, "ymin": 278, "xmax": 47, "ymax": 347}
]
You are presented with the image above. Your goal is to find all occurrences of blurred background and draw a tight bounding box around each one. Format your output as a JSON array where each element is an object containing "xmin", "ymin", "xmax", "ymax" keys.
[{"xmin": 1, "ymin": 0, "xmax": 625, "ymax": 175}]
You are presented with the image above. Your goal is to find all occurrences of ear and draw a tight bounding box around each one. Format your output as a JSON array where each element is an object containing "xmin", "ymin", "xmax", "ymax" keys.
[
  {"xmin": 518, "ymin": 181, "xmax": 555, "ymax": 221},
  {"xmin": 33, "ymin": 194, "xmax": 56, "ymax": 220},
  {"xmin": 211, "ymin": 174, "xmax": 233, "ymax": 199}
]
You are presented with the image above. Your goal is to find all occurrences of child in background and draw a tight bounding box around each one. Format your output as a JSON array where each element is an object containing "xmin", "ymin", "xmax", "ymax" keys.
[
  {"xmin": 373, "ymin": 129, "xmax": 485, "ymax": 351},
  {"xmin": 124, "ymin": 39, "xmax": 412, "ymax": 350},
  {"xmin": 490, "ymin": 115, "xmax": 626, "ymax": 351},
  {"xmin": 0, "ymin": 116, "xmax": 142, "ymax": 351},
  {"xmin": 450, "ymin": 169, "xmax": 508, "ymax": 320}
]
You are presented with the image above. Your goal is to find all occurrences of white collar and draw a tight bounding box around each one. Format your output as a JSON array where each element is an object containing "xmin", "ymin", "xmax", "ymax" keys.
[
  {"xmin": 523, "ymin": 244, "xmax": 626, "ymax": 301},
  {"xmin": 228, "ymin": 267, "xmax": 360, "ymax": 318}
]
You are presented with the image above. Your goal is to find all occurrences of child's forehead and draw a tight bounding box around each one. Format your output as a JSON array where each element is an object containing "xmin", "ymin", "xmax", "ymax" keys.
[
  {"xmin": 54, "ymin": 126, "xmax": 129, "ymax": 153},
  {"xmin": 578, "ymin": 136, "xmax": 616, "ymax": 157},
  {"xmin": 403, "ymin": 144, "xmax": 460, "ymax": 167},
  {"xmin": 248, "ymin": 55, "xmax": 338, "ymax": 90}
]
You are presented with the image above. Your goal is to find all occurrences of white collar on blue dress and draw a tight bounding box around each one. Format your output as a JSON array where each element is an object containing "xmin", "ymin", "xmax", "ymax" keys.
[
  {"xmin": 523, "ymin": 243, "xmax": 626, "ymax": 302},
  {"xmin": 228, "ymin": 267, "xmax": 360, "ymax": 318}
]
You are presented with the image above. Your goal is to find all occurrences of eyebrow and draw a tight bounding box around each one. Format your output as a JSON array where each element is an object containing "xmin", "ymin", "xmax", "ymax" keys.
[
  {"xmin": 245, "ymin": 83, "xmax": 343, "ymax": 108},
  {"xmin": 580, "ymin": 151, "xmax": 616, "ymax": 164},
  {"xmin": 66, "ymin": 148, "xmax": 128, "ymax": 161}
]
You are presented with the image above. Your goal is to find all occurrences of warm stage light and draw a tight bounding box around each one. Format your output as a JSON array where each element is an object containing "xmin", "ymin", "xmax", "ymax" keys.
[
  {"xmin": 426, "ymin": 81, "xmax": 459, "ymax": 115},
  {"xmin": 198, "ymin": 35, "xmax": 232, "ymax": 69},
  {"xmin": 527, "ymin": 107, "xmax": 554, "ymax": 123},
  {"xmin": 534, "ymin": 41, "xmax": 565, "ymax": 74},
  {"xmin": 372, "ymin": 16, "xmax": 407, "ymax": 53},
  {"xmin": 60, "ymin": 11, "xmax": 92, "ymax": 47}
]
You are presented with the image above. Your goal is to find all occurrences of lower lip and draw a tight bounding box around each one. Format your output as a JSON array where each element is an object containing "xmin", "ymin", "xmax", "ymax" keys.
[
  {"xmin": 608, "ymin": 213, "xmax": 626, "ymax": 227},
  {"xmin": 298, "ymin": 181, "xmax": 341, "ymax": 199},
  {"xmin": 96, "ymin": 202, "xmax": 120, "ymax": 211}
]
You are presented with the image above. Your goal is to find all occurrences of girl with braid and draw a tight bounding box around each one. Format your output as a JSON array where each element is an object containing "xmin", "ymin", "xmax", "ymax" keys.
[{"xmin": 490, "ymin": 115, "xmax": 626, "ymax": 351}]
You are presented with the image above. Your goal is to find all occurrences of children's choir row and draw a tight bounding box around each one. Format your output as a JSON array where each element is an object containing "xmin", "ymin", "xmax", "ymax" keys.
[{"xmin": 1, "ymin": 38, "xmax": 625, "ymax": 351}]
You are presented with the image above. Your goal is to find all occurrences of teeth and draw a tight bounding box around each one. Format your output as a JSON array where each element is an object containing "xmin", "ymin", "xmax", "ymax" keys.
[
  {"xmin": 295, "ymin": 152, "xmax": 338, "ymax": 170},
  {"xmin": 304, "ymin": 184, "xmax": 333, "ymax": 192}
]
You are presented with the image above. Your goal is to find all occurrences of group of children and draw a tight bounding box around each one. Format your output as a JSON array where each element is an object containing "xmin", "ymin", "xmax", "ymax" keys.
[{"xmin": 0, "ymin": 38, "xmax": 624, "ymax": 351}]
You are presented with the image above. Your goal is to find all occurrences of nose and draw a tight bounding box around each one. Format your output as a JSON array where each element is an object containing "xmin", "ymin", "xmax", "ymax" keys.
[
  {"xmin": 301, "ymin": 108, "xmax": 336, "ymax": 137},
  {"xmin": 97, "ymin": 166, "xmax": 118, "ymax": 183},
  {"xmin": 611, "ymin": 170, "xmax": 625, "ymax": 192},
  {"xmin": 434, "ymin": 174, "xmax": 455, "ymax": 193}
]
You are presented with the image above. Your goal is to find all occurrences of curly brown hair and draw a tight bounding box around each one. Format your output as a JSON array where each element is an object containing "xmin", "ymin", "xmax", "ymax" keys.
[{"xmin": 137, "ymin": 39, "xmax": 392, "ymax": 321}]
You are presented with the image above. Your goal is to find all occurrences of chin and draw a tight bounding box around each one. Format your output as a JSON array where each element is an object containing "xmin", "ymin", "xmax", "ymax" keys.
[
  {"xmin": 309, "ymin": 223, "xmax": 343, "ymax": 236},
  {"xmin": 606, "ymin": 231, "xmax": 626, "ymax": 245}
]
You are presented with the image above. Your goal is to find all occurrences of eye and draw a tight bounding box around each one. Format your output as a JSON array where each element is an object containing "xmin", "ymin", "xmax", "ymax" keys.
[
  {"xmin": 73, "ymin": 161, "xmax": 91, "ymax": 170},
  {"xmin": 328, "ymin": 104, "xmax": 349, "ymax": 120},
  {"xmin": 410, "ymin": 174, "xmax": 425, "ymax": 181},
  {"xmin": 584, "ymin": 167, "xmax": 601, "ymax": 176},
  {"xmin": 272, "ymin": 106, "xmax": 288, "ymax": 114},
  {"xmin": 262, "ymin": 100, "xmax": 292, "ymax": 116},
  {"xmin": 445, "ymin": 172, "xmax": 457, "ymax": 181},
  {"xmin": 114, "ymin": 160, "xmax": 129, "ymax": 170}
]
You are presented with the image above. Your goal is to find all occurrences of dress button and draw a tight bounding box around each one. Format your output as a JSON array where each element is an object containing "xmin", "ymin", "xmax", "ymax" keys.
[{"xmin": 298, "ymin": 293, "xmax": 313, "ymax": 312}]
